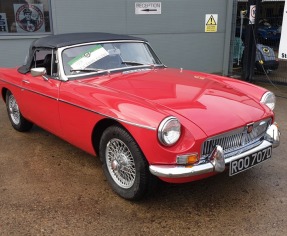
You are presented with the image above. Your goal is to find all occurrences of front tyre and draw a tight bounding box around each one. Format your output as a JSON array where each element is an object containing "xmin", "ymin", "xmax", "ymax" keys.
[
  {"xmin": 6, "ymin": 91, "xmax": 33, "ymax": 132},
  {"xmin": 99, "ymin": 125, "xmax": 152, "ymax": 200}
]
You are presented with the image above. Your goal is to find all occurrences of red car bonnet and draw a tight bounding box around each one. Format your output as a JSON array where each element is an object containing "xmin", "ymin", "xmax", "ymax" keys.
[{"xmin": 79, "ymin": 68, "xmax": 272, "ymax": 137}]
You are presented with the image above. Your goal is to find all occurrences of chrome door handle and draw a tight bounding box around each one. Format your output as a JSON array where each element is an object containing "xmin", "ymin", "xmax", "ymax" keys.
[{"xmin": 22, "ymin": 80, "xmax": 30, "ymax": 84}]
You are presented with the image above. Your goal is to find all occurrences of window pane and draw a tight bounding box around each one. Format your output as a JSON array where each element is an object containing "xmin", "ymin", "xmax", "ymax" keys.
[{"xmin": 0, "ymin": 0, "xmax": 52, "ymax": 34}]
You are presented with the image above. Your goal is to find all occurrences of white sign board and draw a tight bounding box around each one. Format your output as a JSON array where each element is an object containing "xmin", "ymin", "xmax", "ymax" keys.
[
  {"xmin": 249, "ymin": 5, "xmax": 256, "ymax": 24},
  {"xmin": 135, "ymin": 2, "xmax": 161, "ymax": 15},
  {"xmin": 279, "ymin": 1, "xmax": 287, "ymax": 60},
  {"xmin": 0, "ymin": 13, "xmax": 8, "ymax": 32}
]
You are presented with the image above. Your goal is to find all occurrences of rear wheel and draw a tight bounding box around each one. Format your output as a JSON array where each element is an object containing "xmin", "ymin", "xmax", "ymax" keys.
[
  {"xmin": 99, "ymin": 125, "xmax": 153, "ymax": 200},
  {"xmin": 6, "ymin": 91, "xmax": 33, "ymax": 132}
]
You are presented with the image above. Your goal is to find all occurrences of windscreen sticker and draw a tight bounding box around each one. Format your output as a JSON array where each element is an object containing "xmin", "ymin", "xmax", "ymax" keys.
[{"xmin": 68, "ymin": 45, "xmax": 109, "ymax": 70}]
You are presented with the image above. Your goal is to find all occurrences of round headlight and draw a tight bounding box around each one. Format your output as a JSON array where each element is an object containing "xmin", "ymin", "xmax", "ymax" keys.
[
  {"xmin": 260, "ymin": 91, "xmax": 276, "ymax": 110},
  {"xmin": 158, "ymin": 117, "xmax": 181, "ymax": 146}
]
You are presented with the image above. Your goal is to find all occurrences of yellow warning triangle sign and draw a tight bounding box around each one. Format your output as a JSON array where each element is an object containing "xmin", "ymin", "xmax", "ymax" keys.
[{"xmin": 206, "ymin": 15, "xmax": 217, "ymax": 25}]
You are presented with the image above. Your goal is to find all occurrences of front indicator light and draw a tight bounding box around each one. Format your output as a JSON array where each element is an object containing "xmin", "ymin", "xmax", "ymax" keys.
[{"xmin": 177, "ymin": 153, "xmax": 198, "ymax": 165}]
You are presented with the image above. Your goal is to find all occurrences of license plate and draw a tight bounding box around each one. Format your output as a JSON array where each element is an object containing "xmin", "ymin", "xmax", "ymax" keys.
[{"xmin": 229, "ymin": 146, "xmax": 272, "ymax": 176}]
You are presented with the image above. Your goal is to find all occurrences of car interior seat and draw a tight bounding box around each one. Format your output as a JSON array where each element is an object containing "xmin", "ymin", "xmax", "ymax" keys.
[{"xmin": 43, "ymin": 54, "xmax": 57, "ymax": 76}]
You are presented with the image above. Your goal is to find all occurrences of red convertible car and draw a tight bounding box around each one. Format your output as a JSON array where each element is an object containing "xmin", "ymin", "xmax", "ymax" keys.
[{"xmin": 0, "ymin": 33, "xmax": 280, "ymax": 200}]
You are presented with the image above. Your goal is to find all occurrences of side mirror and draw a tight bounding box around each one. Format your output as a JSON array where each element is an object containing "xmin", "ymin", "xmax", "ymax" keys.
[{"xmin": 31, "ymin": 67, "xmax": 47, "ymax": 77}]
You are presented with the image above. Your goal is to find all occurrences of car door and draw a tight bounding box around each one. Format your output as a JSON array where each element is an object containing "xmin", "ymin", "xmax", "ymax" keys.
[{"xmin": 20, "ymin": 49, "xmax": 62, "ymax": 135}]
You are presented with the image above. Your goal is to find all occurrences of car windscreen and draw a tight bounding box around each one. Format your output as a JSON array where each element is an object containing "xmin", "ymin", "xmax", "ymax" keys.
[{"xmin": 61, "ymin": 42, "xmax": 163, "ymax": 76}]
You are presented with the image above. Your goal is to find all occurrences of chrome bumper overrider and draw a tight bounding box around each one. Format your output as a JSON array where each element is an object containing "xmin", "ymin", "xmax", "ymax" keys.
[{"xmin": 149, "ymin": 123, "xmax": 280, "ymax": 178}]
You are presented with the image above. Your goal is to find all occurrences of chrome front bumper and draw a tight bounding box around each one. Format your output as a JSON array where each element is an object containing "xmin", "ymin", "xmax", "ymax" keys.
[{"xmin": 149, "ymin": 123, "xmax": 280, "ymax": 178}]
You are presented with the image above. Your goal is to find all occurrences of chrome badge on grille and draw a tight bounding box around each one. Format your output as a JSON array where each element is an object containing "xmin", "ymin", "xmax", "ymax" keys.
[{"xmin": 247, "ymin": 123, "xmax": 254, "ymax": 134}]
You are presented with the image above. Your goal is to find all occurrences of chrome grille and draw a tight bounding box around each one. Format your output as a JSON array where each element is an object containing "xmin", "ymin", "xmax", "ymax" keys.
[{"xmin": 201, "ymin": 119, "xmax": 271, "ymax": 160}]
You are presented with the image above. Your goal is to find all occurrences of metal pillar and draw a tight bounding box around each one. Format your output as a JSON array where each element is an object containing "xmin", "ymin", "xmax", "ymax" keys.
[{"xmin": 242, "ymin": 0, "xmax": 262, "ymax": 82}]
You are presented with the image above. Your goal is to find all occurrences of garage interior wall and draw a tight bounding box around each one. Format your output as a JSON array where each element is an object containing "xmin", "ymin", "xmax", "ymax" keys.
[{"xmin": 0, "ymin": 0, "xmax": 233, "ymax": 75}]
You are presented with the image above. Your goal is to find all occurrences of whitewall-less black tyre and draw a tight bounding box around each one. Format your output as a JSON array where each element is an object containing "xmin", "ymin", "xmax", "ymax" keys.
[
  {"xmin": 99, "ymin": 125, "xmax": 153, "ymax": 200},
  {"xmin": 6, "ymin": 91, "xmax": 33, "ymax": 132}
]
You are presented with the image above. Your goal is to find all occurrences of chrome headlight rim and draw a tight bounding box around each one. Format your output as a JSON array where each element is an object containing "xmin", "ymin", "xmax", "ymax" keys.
[
  {"xmin": 260, "ymin": 91, "xmax": 276, "ymax": 111},
  {"xmin": 158, "ymin": 116, "xmax": 181, "ymax": 146}
]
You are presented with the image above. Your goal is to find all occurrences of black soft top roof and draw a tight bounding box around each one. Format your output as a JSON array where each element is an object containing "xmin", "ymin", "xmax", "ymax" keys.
[
  {"xmin": 32, "ymin": 32, "xmax": 147, "ymax": 48},
  {"xmin": 18, "ymin": 32, "xmax": 147, "ymax": 74}
]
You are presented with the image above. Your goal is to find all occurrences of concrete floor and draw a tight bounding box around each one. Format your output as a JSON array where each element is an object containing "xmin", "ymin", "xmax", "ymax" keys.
[{"xmin": 0, "ymin": 82, "xmax": 286, "ymax": 236}]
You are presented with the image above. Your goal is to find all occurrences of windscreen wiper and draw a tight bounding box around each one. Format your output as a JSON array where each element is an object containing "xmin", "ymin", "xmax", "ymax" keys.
[
  {"xmin": 70, "ymin": 68, "xmax": 108, "ymax": 73},
  {"xmin": 121, "ymin": 61, "xmax": 150, "ymax": 66},
  {"xmin": 121, "ymin": 61, "xmax": 166, "ymax": 68}
]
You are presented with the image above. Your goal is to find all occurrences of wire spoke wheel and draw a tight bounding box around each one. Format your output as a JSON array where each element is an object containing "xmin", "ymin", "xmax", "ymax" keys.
[
  {"xmin": 8, "ymin": 94, "xmax": 21, "ymax": 125},
  {"xmin": 5, "ymin": 90, "xmax": 33, "ymax": 132},
  {"xmin": 106, "ymin": 138, "xmax": 136, "ymax": 189},
  {"xmin": 99, "ymin": 125, "xmax": 153, "ymax": 200}
]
